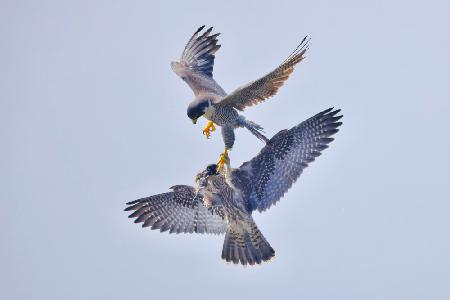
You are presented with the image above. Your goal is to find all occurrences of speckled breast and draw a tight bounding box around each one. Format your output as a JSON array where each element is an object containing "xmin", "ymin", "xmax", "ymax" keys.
[{"xmin": 205, "ymin": 105, "xmax": 239, "ymax": 126}]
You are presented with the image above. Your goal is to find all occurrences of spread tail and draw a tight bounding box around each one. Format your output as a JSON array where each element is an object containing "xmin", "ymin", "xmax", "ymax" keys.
[
  {"xmin": 240, "ymin": 119, "xmax": 269, "ymax": 143},
  {"xmin": 221, "ymin": 219, "xmax": 275, "ymax": 266}
]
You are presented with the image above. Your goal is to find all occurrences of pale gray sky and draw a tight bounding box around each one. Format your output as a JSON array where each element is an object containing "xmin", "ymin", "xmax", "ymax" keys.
[{"xmin": 1, "ymin": 0, "xmax": 449, "ymax": 299}]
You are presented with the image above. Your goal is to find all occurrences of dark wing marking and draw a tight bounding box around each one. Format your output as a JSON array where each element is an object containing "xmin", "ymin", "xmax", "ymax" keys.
[
  {"xmin": 217, "ymin": 36, "xmax": 310, "ymax": 111},
  {"xmin": 180, "ymin": 25, "xmax": 221, "ymax": 78},
  {"xmin": 172, "ymin": 26, "xmax": 226, "ymax": 96},
  {"xmin": 125, "ymin": 185, "xmax": 227, "ymax": 234},
  {"xmin": 236, "ymin": 108, "xmax": 342, "ymax": 212}
]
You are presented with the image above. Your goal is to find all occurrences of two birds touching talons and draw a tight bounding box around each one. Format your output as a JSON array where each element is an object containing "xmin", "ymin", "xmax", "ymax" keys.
[
  {"xmin": 202, "ymin": 120, "xmax": 229, "ymax": 172},
  {"xmin": 126, "ymin": 107, "xmax": 343, "ymax": 266},
  {"xmin": 125, "ymin": 25, "xmax": 342, "ymax": 266},
  {"xmin": 202, "ymin": 120, "xmax": 228, "ymax": 172}
]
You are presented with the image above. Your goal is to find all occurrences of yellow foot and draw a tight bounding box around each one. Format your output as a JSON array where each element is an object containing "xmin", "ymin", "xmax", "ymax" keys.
[
  {"xmin": 202, "ymin": 121, "xmax": 216, "ymax": 139},
  {"xmin": 216, "ymin": 149, "xmax": 230, "ymax": 172}
]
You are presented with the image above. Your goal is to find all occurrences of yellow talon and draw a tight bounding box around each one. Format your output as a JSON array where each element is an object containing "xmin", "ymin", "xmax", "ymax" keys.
[
  {"xmin": 216, "ymin": 149, "xmax": 229, "ymax": 172},
  {"xmin": 202, "ymin": 121, "xmax": 216, "ymax": 139}
]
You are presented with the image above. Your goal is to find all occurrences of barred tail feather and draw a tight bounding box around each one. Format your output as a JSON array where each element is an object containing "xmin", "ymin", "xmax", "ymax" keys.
[
  {"xmin": 221, "ymin": 220, "xmax": 275, "ymax": 266},
  {"xmin": 241, "ymin": 119, "xmax": 269, "ymax": 143}
]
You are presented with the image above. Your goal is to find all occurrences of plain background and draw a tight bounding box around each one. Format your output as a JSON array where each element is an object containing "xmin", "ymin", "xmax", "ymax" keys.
[{"xmin": 1, "ymin": 0, "xmax": 449, "ymax": 299}]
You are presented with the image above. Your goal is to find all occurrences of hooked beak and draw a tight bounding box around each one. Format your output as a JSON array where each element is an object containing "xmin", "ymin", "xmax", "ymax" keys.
[{"xmin": 192, "ymin": 118, "xmax": 198, "ymax": 124}]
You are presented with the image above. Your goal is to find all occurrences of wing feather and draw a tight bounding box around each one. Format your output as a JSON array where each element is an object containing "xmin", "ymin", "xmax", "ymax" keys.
[
  {"xmin": 234, "ymin": 108, "xmax": 342, "ymax": 212},
  {"xmin": 217, "ymin": 36, "xmax": 310, "ymax": 110},
  {"xmin": 172, "ymin": 26, "xmax": 226, "ymax": 96},
  {"xmin": 125, "ymin": 185, "xmax": 227, "ymax": 234}
]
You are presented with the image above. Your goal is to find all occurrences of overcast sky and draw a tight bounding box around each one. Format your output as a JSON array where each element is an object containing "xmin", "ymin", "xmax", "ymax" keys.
[{"xmin": 1, "ymin": 0, "xmax": 449, "ymax": 299}]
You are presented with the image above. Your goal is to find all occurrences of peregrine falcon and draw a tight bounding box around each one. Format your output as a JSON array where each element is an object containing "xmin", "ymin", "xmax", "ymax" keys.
[
  {"xmin": 171, "ymin": 25, "xmax": 310, "ymax": 171},
  {"xmin": 125, "ymin": 108, "xmax": 342, "ymax": 265}
]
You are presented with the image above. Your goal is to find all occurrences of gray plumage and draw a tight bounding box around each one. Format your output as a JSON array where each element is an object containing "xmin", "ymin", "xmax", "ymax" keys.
[
  {"xmin": 125, "ymin": 108, "xmax": 342, "ymax": 265},
  {"xmin": 125, "ymin": 185, "xmax": 227, "ymax": 234},
  {"xmin": 171, "ymin": 25, "xmax": 310, "ymax": 151}
]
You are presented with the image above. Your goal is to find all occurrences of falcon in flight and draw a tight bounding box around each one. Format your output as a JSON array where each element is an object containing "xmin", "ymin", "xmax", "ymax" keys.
[
  {"xmin": 125, "ymin": 108, "xmax": 342, "ymax": 265},
  {"xmin": 171, "ymin": 25, "xmax": 310, "ymax": 171}
]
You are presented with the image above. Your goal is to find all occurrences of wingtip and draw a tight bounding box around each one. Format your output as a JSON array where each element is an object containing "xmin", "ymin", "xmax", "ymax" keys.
[
  {"xmin": 125, "ymin": 199, "xmax": 139, "ymax": 206},
  {"xmin": 197, "ymin": 25, "xmax": 206, "ymax": 32},
  {"xmin": 300, "ymin": 35, "xmax": 308, "ymax": 45},
  {"xmin": 324, "ymin": 107, "xmax": 343, "ymax": 116},
  {"xmin": 322, "ymin": 107, "xmax": 334, "ymax": 114},
  {"xmin": 327, "ymin": 108, "xmax": 342, "ymax": 118}
]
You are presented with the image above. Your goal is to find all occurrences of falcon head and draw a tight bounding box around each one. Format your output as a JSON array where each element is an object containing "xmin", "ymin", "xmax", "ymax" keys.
[
  {"xmin": 187, "ymin": 98, "xmax": 212, "ymax": 124},
  {"xmin": 194, "ymin": 164, "xmax": 226, "ymax": 208},
  {"xmin": 195, "ymin": 164, "xmax": 218, "ymax": 188}
]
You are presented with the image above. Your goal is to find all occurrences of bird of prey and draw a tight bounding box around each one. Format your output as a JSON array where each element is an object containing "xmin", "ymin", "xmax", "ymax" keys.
[
  {"xmin": 171, "ymin": 25, "xmax": 310, "ymax": 171},
  {"xmin": 125, "ymin": 108, "xmax": 342, "ymax": 265}
]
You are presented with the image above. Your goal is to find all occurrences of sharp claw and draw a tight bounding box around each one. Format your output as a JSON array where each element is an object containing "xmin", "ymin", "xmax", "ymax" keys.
[
  {"xmin": 202, "ymin": 121, "xmax": 216, "ymax": 140},
  {"xmin": 216, "ymin": 149, "xmax": 229, "ymax": 172},
  {"xmin": 216, "ymin": 161, "xmax": 224, "ymax": 172}
]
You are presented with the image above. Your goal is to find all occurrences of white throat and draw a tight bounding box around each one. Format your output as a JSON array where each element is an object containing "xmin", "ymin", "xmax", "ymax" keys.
[{"xmin": 203, "ymin": 106, "xmax": 215, "ymax": 120}]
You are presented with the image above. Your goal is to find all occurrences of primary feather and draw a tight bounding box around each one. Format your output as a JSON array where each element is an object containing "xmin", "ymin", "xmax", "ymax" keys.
[
  {"xmin": 125, "ymin": 108, "xmax": 343, "ymax": 265},
  {"xmin": 171, "ymin": 26, "xmax": 310, "ymax": 156}
]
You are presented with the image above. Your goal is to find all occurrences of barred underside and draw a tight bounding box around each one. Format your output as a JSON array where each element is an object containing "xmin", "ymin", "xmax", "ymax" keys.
[
  {"xmin": 221, "ymin": 218, "xmax": 275, "ymax": 266},
  {"xmin": 125, "ymin": 185, "xmax": 227, "ymax": 234}
]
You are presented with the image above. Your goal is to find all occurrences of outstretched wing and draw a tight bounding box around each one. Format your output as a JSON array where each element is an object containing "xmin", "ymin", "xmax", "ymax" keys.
[
  {"xmin": 234, "ymin": 108, "xmax": 342, "ymax": 212},
  {"xmin": 125, "ymin": 185, "xmax": 227, "ymax": 234},
  {"xmin": 172, "ymin": 26, "xmax": 226, "ymax": 96},
  {"xmin": 216, "ymin": 36, "xmax": 310, "ymax": 111}
]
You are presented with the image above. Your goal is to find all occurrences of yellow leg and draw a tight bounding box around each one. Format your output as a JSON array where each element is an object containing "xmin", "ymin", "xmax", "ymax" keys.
[
  {"xmin": 202, "ymin": 121, "xmax": 216, "ymax": 139},
  {"xmin": 216, "ymin": 148, "xmax": 229, "ymax": 172}
]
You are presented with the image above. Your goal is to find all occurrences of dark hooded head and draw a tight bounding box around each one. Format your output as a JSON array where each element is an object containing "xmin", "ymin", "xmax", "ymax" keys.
[
  {"xmin": 195, "ymin": 164, "xmax": 219, "ymax": 190},
  {"xmin": 206, "ymin": 164, "xmax": 218, "ymax": 176},
  {"xmin": 187, "ymin": 99, "xmax": 211, "ymax": 124}
]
